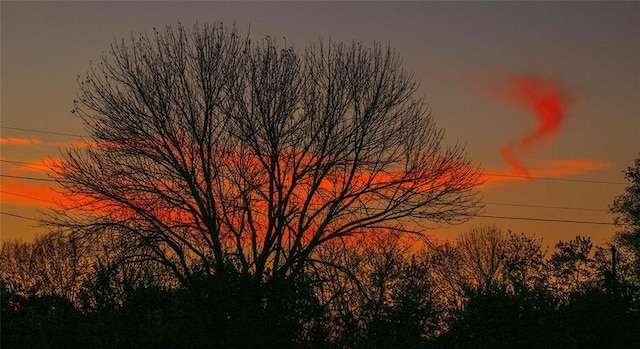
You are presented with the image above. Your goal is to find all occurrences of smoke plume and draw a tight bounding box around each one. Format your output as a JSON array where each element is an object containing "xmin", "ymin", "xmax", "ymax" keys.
[{"xmin": 497, "ymin": 74, "xmax": 571, "ymax": 177}]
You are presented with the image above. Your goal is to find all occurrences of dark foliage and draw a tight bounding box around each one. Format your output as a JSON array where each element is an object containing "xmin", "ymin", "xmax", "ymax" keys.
[
  {"xmin": 2, "ymin": 281, "xmax": 80, "ymax": 349},
  {"xmin": 610, "ymin": 156, "xmax": 640, "ymax": 280},
  {"xmin": 3, "ymin": 236, "xmax": 640, "ymax": 348},
  {"xmin": 435, "ymin": 285, "xmax": 557, "ymax": 349}
]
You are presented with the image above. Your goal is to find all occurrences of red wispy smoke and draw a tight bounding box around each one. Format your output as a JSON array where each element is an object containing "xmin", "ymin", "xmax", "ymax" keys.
[{"xmin": 497, "ymin": 74, "xmax": 571, "ymax": 178}]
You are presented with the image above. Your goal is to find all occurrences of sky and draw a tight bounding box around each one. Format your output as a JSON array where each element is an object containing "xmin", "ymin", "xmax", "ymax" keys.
[{"xmin": 1, "ymin": 1, "xmax": 638, "ymax": 247}]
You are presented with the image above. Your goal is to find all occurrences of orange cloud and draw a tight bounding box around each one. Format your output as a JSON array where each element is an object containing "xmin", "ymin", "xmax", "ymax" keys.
[
  {"xmin": 0, "ymin": 177, "xmax": 62, "ymax": 208},
  {"xmin": 0, "ymin": 137, "xmax": 43, "ymax": 146},
  {"xmin": 7, "ymin": 158, "xmax": 57, "ymax": 174},
  {"xmin": 531, "ymin": 159, "xmax": 612, "ymax": 177},
  {"xmin": 45, "ymin": 140, "xmax": 96, "ymax": 148},
  {"xmin": 482, "ymin": 159, "xmax": 612, "ymax": 186},
  {"xmin": 0, "ymin": 137, "xmax": 94, "ymax": 149}
]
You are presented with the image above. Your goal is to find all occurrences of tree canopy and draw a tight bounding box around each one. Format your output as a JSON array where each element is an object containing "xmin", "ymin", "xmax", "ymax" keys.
[
  {"xmin": 48, "ymin": 22, "xmax": 482, "ymax": 285},
  {"xmin": 610, "ymin": 156, "xmax": 640, "ymax": 280}
]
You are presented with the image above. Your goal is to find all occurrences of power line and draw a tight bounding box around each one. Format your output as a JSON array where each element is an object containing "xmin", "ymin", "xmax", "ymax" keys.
[
  {"xmin": 1, "ymin": 211, "xmax": 615, "ymax": 226},
  {"xmin": 484, "ymin": 201, "xmax": 608, "ymax": 212},
  {"xmin": 0, "ymin": 191, "xmax": 55, "ymax": 204},
  {"xmin": 1, "ymin": 126, "xmax": 84, "ymax": 138},
  {"xmin": 476, "ymin": 214, "xmax": 614, "ymax": 226},
  {"xmin": 484, "ymin": 172, "xmax": 625, "ymax": 185},
  {"xmin": 0, "ymin": 159, "xmax": 48, "ymax": 172},
  {"xmin": 1, "ymin": 126, "xmax": 629, "ymax": 185},
  {"xmin": 0, "ymin": 174, "xmax": 56, "ymax": 182},
  {"xmin": 0, "ymin": 211, "xmax": 40, "ymax": 222},
  {"xmin": 1, "ymin": 159, "xmax": 32, "ymax": 165},
  {"xmin": 0, "ymin": 162, "xmax": 620, "ymax": 214},
  {"xmin": 0, "ymin": 171, "xmax": 616, "ymax": 216}
]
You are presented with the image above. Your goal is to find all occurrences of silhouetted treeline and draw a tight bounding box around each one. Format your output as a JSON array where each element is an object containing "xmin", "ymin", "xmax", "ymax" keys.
[{"xmin": 2, "ymin": 227, "xmax": 639, "ymax": 348}]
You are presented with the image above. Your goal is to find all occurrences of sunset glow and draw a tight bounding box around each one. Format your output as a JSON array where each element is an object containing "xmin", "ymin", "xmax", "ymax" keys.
[
  {"xmin": 2, "ymin": 1, "xmax": 637, "ymax": 247},
  {"xmin": 1, "ymin": 3, "xmax": 638, "ymax": 347}
]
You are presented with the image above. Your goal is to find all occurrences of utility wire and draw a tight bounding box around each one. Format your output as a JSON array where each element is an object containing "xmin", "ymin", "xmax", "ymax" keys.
[
  {"xmin": 1, "ymin": 211, "xmax": 40, "ymax": 222},
  {"xmin": 1, "ymin": 126, "xmax": 84, "ymax": 138},
  {"xmin": 0, "ymin": 190, "xmax": 55, "ymax": 204},
  {"xmin": 484, "ymin": 201, "xmax": 607, "ymax": 212},
  {"xmin": 1, "ymin": 128, "xmax": 629, "ymax": 185},
  {"xmin": 0, "ymin": 211, "xmax": 617, "ymax": 226},
  {"xmin": 0, "ymin": 174, "xmax": 56, "ymax": 182},
  {"xmin": 484, "ymin": 172, "xmax": 625, "ymax": 185},
  {"xmin": 0, "ymin": 158, "xmax": 626, "ymax": 187},
  {"xmin": 0, "ymin": 159, "xmax": 48, "ymax": 172},
  {"xmin": 1, "ymin": 159, "xmax": 33, "ymax": 165},
  {"xmin": 0, "ymin": 170, "xmax": 615, "ymax": 214},
  {"xmin": 476, "ymin": 214, "xmax": 614, "ymax": 225}
]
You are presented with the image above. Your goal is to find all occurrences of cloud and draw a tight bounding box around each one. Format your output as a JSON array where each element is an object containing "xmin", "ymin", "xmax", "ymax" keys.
[
  {"xmin": 481, "ymin": 73, "xmax": 572, "ymax": 178},
  {"xmin": 0, "ymin": 137, "xmax": 95, "ymax": 149},
  {"xmin": 482, "ymin": 159, "xmax": 612, "ymax": 186},
  {"xmin": 502, "ymin": 74, "xmax": 571, "ymax": 149},
  {"xmin": 0, "ymin": 137, "xmax": 43, "ymax": 146},
  {"xmin": 531, "ymin": 159, "xmax": 612, "ymax": 178},
  {"xmin": 0, "ymin": 177, "xmax": 61, "ymax": 208},
  {"xmin": 7, "ymin": 158, "xmax": 57, "ymax": 174},
  {"xmin": 45, "ymin": 140, "xmax": 96, "ymax": 148}
]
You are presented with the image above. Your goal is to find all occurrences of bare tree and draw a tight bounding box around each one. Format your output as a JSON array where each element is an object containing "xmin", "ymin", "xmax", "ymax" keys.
[
  {"xmin": 0, "ymin": 231, "xmax": 88, "ymax": 302},
  {"xmin": 428, "ymin": 225, "xmax": 548, "ymax": 317},
  {"xmin": 309, "ymin": 232, "xmax": 437, "ymax": 347},
  {"xmin": 0, "ymin": 239, "xmax": 36, "ymax": 295},
  {"xmin": 457, "ymin": 224, "xmax": 507, "ymax": 292},
  {"xmin": 428, "ymin": 241, "xmax": 467, "ymax": 314},
  {"xmin": 48, "ymin": 22, "xmax": 482, "ymax": 286}
]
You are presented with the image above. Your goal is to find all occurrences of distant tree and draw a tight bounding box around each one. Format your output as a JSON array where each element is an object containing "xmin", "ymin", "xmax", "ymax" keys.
[
  {"xmin": 502, "ymin": 230, "xmax": 548, "ymax": 291},
  {"xmin": 365, "ymin": 254, "xmax": 437, "ymax": 349},
  {"xmin": 549, "ymin": 236, "xmax": 596, "ymax": 296},
  {"xmin": 610, "ymin": 156, "xmax": 640, "ymax": 280},
  {"xmin": 433, "ymin": 225, "xmax": 546, "ymax": 294},
  {"xmin": 0, "ymin": 231, "xmax": 88, "ymax": 302},
  {"xmin": 48, "ymin": 22, "xmax": 482, "ymax": 288},
  {"xmin": 427, "ymin": 240, "xmax": 467, "ymax": 314},
  {"xmin": 592, "ymin": 244, "xmax": 638, "ymax": 295},
  {"xmin": 456, "ymin": 224, "xmax": 507, "ymax": 292},
  {"xmin": 0, "ymin": 239, "xmax": 36, "ymax": 296},
  {"xmin": 311, "ymin": 232, "xmax": 437, "ymax": 348},
  {"xmin": 432, "ymin": 228, "xmax": 558, "ymax": 349},
  {"xmin": 556, "ymin": 285, "xmax": 640, "ymax": 349},
  {"xmin": 428, "ymin": 226, "xmax": 550, "ymax": 330}
]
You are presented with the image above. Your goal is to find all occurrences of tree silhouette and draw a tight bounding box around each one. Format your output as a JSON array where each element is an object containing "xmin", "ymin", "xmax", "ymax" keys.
[
  {"xmin": 429, "ymin": 225, "xmax": 547, "ymax": 301},
  {"xmin": 0, "ymin": 232, "xmax": 88, "ymax": 302},
  {"xmin": 549, "ymin": 236, "xmax": 596, "ymax": 296},
  {"xmin": 456, "ymin": 224, "xmax": 507, "ymax": 292},
  {"xmin": 610, "ymin": 156, "xmax": 640, "ymax": 281},
  {"xmin": 47, "ymin": 22, "xmax": 482, "ymax": 289}
]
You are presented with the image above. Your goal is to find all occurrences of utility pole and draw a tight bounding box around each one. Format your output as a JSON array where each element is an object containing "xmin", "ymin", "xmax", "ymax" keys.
[
  {"xmin": 610, "ymin": 245, "xmax": 618, "ymax": 294},
  {"xmin": 611, "ymin": 245, "xmax": 617, "ymax": 281}
]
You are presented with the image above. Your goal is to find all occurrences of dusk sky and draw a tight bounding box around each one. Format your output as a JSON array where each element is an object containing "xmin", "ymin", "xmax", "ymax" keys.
[{"xmin": 1, "ymin": 1, "xmax": 638, "ymax": 246}]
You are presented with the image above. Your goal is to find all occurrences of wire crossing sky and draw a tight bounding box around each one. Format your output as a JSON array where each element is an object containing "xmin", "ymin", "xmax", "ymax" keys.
[{"xmin": 1, "ymin": 1, "xmax": 638, "ymax": 245}]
